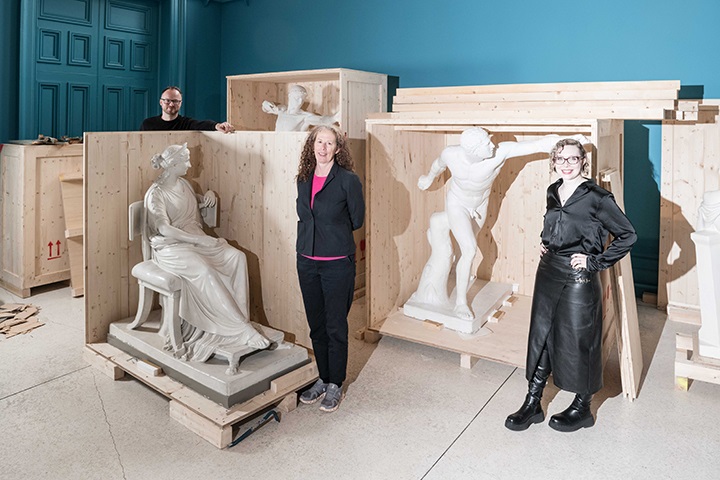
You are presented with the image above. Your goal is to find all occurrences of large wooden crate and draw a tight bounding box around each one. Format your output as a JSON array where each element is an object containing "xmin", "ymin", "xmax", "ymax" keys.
[
  {"xmin": 84, "ymin": 131, "xmax": 366, "ymax": 349},
  {"xmin": 365, "ymin": 119, "xmax": 623, "ymax": 346},
  {"xmin": 659, "ymin": 103, "xmax": 720, "ymax": 322},
  {"xmin": 226, "ymin": 68, "xmax": 387, "ymax": 140},
  {"xmin": 363, "ymin": 80, "xmax": 684, "ymax": 399},
  {"xmin": 1, "ymin": 143, "xmax": 83, "ymax": 297}
]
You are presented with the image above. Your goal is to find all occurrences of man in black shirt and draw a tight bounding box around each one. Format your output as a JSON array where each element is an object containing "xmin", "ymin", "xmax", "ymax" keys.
[{"xmin": 140, "ymin": 86, "xmax": 235, "ymax": 133}]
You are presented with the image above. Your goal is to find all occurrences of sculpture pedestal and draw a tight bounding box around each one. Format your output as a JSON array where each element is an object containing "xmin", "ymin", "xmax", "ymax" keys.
[
  {"xmin": 403, "ymin": 279, "xmax": 513, "ymax": 333},
  {"xmin": 108, "ymin": 313, "xmax": 310, "ymax": 408},
  {"xmin": 691, "ymin": 230, "xmax": 720, "ymax": 359}
]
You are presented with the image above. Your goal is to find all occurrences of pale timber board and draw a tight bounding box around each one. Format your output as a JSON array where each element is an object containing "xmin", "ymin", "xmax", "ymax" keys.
[
  {"xmin": 378, "ymin": 294, "xmax": 533, "ymax": 367},
  {"xmin": 398, "ymin": 80, "xmax": 680, "ymax": 96},
  {"xmin": 389, "ymin": 104, "xmax": 669, "ymax": 120},
  {"xmin": 658, "ymin": 121, "xmax": 717, "ymax": 311},
  {"xmin": 392, "ymin": 99, "xmax": 676, "ymax": 112},
  {"xmin": 393, "ymin": 89, "xmax": 682, "ymax": 104},
  {"xmin": 601, "ymin": 168, "xmax": 643, "ymax": 400},
  {"xmin": 87, "ymin": 342, "xmax": 318, "ymax": 429}
]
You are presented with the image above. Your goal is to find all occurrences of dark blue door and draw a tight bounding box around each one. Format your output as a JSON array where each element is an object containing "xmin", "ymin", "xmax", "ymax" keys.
[{"xmin": 21, "ymin": 0, "xmax": 159, "ymax": 138}]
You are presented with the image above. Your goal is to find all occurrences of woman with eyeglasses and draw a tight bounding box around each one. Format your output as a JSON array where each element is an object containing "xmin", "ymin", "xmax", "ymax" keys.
[{"xmin": 505, "ymin": 138, "xmax": 636, "ymax": 433}]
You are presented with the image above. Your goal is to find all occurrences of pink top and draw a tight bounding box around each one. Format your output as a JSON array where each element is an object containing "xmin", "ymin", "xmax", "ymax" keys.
[{"xmin": 304, "ymin": 174, "xmax": 346, "ymax": 261}]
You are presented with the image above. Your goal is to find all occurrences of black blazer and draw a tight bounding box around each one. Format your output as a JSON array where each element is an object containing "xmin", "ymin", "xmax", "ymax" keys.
[{"xmin": 296, "ymin": 162, "xmax": 365, "ymax": 257}]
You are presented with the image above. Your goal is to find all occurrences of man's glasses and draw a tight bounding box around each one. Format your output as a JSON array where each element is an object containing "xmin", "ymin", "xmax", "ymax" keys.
[
  {"xmin": 553, "ymin": 156, "xmax": 582, "ymax": 165},
  {"xmin": 160, "ymin": 98, "xmax": 182, "ymax": 105}
]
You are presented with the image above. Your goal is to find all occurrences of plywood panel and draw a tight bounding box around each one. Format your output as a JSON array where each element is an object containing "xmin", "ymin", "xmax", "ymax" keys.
[{"xmin": 660, "ymin": 118, "xmax": 720, "ymax": 313}]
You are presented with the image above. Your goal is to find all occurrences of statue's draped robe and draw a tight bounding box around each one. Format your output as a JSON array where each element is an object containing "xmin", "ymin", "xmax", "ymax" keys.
[{"xmin": 145, "ymin": 178, "xmax": 254, "ymax": 361}]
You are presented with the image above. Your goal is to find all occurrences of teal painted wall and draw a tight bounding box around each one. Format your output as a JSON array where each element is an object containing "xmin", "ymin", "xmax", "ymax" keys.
[
  {"xmin": 0, "ymin": 0, "xmax": 20, "ymax": 144},
  {"xmin": 216, "ymin": 0, "xmax": 720, "ymax": 295},
  {"xmin": 184, "ymin": 0, "xmax": 223, "ymax": 123}
]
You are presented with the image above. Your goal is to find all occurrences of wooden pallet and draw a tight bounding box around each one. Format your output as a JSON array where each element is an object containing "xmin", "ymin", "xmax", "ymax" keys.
[
  {"xmin": 675, "ymin": 332, "xmax": 720, "ymax": 391},
  {"xmin": 84, "ymin": 342, "xmax": 318, "ymax": 448}
]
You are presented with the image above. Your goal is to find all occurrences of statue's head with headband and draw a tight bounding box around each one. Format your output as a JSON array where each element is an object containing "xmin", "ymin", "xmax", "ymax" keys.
[{"xmin": 151, "ymin": 143, "xmax": 188, "ymax": 170}]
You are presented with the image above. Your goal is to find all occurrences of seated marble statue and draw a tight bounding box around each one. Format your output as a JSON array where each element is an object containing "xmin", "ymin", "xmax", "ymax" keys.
[
  {"xmin": 261, "ymin": 84, "xmax": 340, "ymax": 132},
  {"xmin": 410, "ymin": 128, "xmax": 590, "ymax": 322},
  {"xmin": 144, "ymin": 143, "xmax": 270, "ymax": 362}
]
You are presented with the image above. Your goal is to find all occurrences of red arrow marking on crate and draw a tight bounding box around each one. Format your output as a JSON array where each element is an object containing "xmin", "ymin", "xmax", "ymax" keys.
[{"xmin": 48, "ymin": 240, "xmax": 62, "ymax": 260}]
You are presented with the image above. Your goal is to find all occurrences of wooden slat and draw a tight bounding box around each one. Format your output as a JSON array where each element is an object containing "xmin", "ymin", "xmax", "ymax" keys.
[
  {"xmin": 393, "ymin": 88, "xmax": 681, "ymax": 105},
  {"xmin": 392, "ymin": 99, "xmax": 676, "ymax": 112},
  {"xmin": 601, "ymin": 168, "xmax": 643, "ymax": 400},
  {"xmin": 398, "ymin": 80, "xmax": 681, "ymax": 96}
]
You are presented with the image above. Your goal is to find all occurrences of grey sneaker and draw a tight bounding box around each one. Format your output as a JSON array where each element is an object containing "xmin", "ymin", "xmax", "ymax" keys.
[
  {"xmin": 299, "ymin": 379, "xmax": 328, "ymax": 405},
  {"xmin": 319, "ymin": 383, "xmax": 343, "ymax": 413}
]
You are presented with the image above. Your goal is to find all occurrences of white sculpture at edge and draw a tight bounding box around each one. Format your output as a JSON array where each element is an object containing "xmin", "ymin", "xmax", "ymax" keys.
[
  {"xmin": 262, "ymin": 84, "xmax": 340, "ymax": 132},
  {"xmin": 407, "ymin": 128, "xmax": 591, "ymax": 326},
  {"xmin": 692, "ymin": 189, "xmax": 720, "ymax": 359},
  {"xmin": 135, "ymin": 143, "xmax": 270, "ymax": 362}
]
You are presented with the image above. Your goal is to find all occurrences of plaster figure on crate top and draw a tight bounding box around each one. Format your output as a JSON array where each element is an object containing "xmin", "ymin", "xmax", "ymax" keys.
[
  {"xmin": 410, "ymin": 127, "xmax": 591, "ymax": 321},
  {"xmin": 140, "ymin": 86, "xmax": 236, "ymax": 133},
  {"xmin": 142, "ymin": 144, "xmax": 270, "ymax": 360},
  {"xmin": 262, "ymin": 84, "xmax": 341, "ymax": 132},
  {"xmin": 505, "ymin": 139, "xmax": 636, "ymax": 433}
]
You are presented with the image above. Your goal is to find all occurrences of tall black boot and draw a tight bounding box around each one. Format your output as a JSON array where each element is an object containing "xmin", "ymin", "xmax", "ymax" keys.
[
  {"xmin": 505, "ymin": 352, "xmax": 551, "ymax": 431},
  {"xmin": 548, "ymin": 393, "xmax": 594, "ymax": 432}
]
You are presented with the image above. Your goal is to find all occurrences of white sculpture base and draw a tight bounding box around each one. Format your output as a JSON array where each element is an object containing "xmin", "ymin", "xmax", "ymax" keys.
[
  {"xmin": 691, "ymin": 230, "xmax": 720, "ymax": 359},
  {"xmin": 403, "ymin": 278, "xmax": 513, "ymax": 333},
  {"xmin": 108, "ymin": 313, "xmax": 310, "ymax": 408}
]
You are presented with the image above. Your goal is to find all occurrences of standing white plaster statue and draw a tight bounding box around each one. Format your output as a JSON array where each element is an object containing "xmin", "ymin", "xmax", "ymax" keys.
[
  {"xmin": 140, "ymin": 144, "xmax": 270, "ymax": 362},
  {"xmin": 408, "ymin": 127, "xmax": 591, "ymax": 323},
  {"xmin": 262, "ymin": 84, "xmax": 340, "ymax": 132},
  {"xmin": 692, "ymin": 189, "xmax": 720, "ymax": 359}
]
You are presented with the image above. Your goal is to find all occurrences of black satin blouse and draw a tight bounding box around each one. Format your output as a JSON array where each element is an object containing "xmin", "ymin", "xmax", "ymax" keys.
[{"xmin": 541, "ymin": 178, "xmax": 637, "ymax": 272}]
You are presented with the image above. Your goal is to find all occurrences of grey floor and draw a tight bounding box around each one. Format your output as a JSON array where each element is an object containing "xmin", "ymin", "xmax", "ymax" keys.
[{"xmin": 1, "ymin": 283, "xmax": 719, "ymax": 480}]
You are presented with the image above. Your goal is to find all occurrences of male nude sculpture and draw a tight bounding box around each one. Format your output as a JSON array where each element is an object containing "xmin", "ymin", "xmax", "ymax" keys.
[{"xmin": 262, "ymin": 85, "xmax": 340, "ymax": 132}]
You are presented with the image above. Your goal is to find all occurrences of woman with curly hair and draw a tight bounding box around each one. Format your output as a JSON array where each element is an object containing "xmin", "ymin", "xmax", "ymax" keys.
[
  {"xmin": 295, "ymin": 125, "xmax": 365, "ymax": 413},
  {"xmin": 505, "ymin": 138, "xmax": 636, "ymax": 432}
]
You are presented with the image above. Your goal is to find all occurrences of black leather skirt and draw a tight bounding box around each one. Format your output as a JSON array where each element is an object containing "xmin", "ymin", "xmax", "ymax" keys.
[{"xmin": 525, "ymin": 252, "xmax": 603, "ymax": 395}]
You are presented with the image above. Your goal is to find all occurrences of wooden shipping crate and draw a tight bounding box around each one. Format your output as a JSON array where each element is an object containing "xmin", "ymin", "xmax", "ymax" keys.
[
  {"xmin": 363, "ymin": 116, "xmax": 645, "ymax": 398},
  {"xmin": 226, "ymin": 68, "xmax": 387, "ymax": 139},
  {"xmin": 0, "ymin": 143, "xmax": 82, "ymax": 297}
]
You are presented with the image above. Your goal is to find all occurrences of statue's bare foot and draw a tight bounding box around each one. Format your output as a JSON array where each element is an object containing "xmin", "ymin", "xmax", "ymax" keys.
[
  {"xmin": 247, "ymin": 330, "xmax": 271, "ymax": 349},
  {"xmin": 454, "ymin": 304, "xmax": 475, "ymax": 320}
]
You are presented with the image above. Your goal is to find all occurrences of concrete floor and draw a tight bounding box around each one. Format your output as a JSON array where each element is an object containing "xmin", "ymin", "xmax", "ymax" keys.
[{"xmin": 1, "ymin": 283, "xmax": 719, "ymax": 480}]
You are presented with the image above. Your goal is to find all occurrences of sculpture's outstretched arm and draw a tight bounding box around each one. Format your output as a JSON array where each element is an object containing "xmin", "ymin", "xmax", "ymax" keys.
[
  {"xmin": 261, "ymin": 100, "xmax": 280, "ymax": 115},
  {"xmin": 418, "ymin": 155, "xmax": 448, "ymax": 191},
  {"xmin": 500, "ymin": 134, "xmax": 592, "ymax": 160},
  {"xmin": 301, "ymin": 111, "xmax": 340, "ymax": 129}
]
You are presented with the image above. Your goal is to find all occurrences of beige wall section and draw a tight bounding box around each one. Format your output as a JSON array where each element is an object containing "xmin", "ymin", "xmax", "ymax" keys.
[
  {"xmin": 659, "ymin": 116, "xmax": 720, "ymax": 315},
  {"xmin": 365, "ymin": 120, "xmax": 621, "ymax": 330},
  {"xmin": 85, "ymin": 131, "xmax": 367, "ymax": 348}
]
